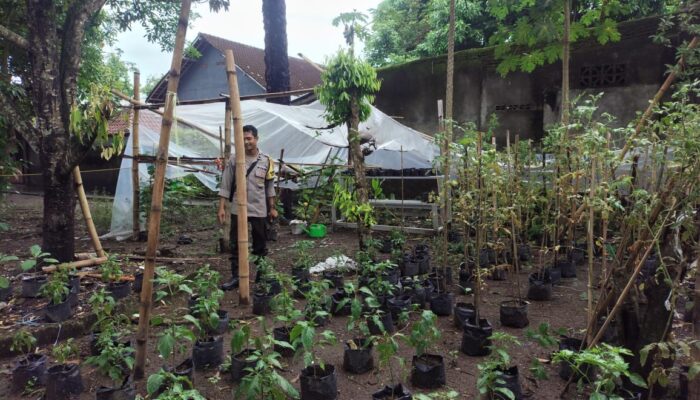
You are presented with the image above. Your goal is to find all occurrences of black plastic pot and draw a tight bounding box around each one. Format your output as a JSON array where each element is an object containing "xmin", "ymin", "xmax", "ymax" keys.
[
  {"xmin": 207, "ymin": 310, "xmax": 229, "ymax": 335},
  {"xmin": 433, "ymin": 266, "xmax": 453, "ymax": 285},
  {"xmin": 21, "ymin": 275, "xmax": 47, "ymax": 298},
  {"xmin": 453, "ymin": 302, "xmax": 476, "ymax": 329},
  {"xmin": 402, "ymin": 257, "xmax": 420, "ymax": 277},
  {"xmin": 387, "ymin": 294, "xmax": 412, "ymax": 320},
  {"xmin": 231, "ymin": 349, "xmax": 256, "ymax": 382},
  {"xmin": 489, "ymin": 266, "xmax": 507, "ymax": 281},
  {"xmin": 518, "ymin": 244, "xmax": 532, "ymax": 262},
  {"xmin": 372, "ymin": 383, "xmax": 412, "ymax": 400},
  {"xmin": 401, "ymin": 284, "xmax": 426, "ymax": 307},
  {"xmin": 527, "ymin": 273, "xmax": 553, "ymax": 301},
  {"xmin": 500, "ymin": 300, "xmax": 529, "ymax": 328},
  {"xmin": 461, "ymin": 318, "xmax": 492, "ymax": 356},
  {"xmin": 273, "ymin": 326, "xmax": 294, "ymax": 357},
  {"xmin": 558, "ymin": 259, "xmax": 576, "ymax": 278},
  {"xmin": 415, "ymin": 254, "xmax": 430, "ymax": 275},
  {"xmin": 368, "ymin": 312, "xmax": 394, "ymax": 335},
  {"xmin": 331, "ymin": 291, "xmax": 352, "ymax": 316},
  {"xmin": 414, "ymin": 244, "xmax": 429, "ymax": 256},
  {"xmin": 45, "ymin": 298, "xmax": 72, "ymax": 323},
  {"xmin": 380, "ymin": 239, "xmax": 393, "ymax": 254},
  {"xmin": 132, "ymin": 271, "xmax": 143, "ymax": 293},
  {"xmin": 494, "ymin": 366, "xmax": 522, "ymax": 400},
  {"xmin": 382, "ymin": 268, "xmax": 401, "ymax": 285},
  {"xmin": 300, "ymin": 364, "xmax": 337, "ymax": 400},
  {"xmin": 169, "ymin": 358, "xmax": 194, "ymax": 386},
  {"xmin": 108, "ymin": 281, "xmax": 132, "ymax": 300},
  {"xmin": 557, "ymin": 337, "xmax": 591, "ymax": 381},
  {"xmin": 252, "ymin": 291, "xmax": 273, "ymax": 316},
  {"xmin": 192, "ymin": 336, "xmax": 223, "ymax": 371},
  {"xmin": 343, "ymin": 338, "xmax": 374, "ymax": 374},
  {"xmin": 323, "ymin": 270, "xmax": 345, "ymax": 289},
  {"xmin": 548, "ymin": 266, "xmax": 562, "ymax": 285},
  {"xmin": 429, "ymin": 291, "xmax": 453, "ymax": 316},
  {"xmin": 45, "ymin": 363, "xmax": 83, "ymax": 400},
  {"xmin": 570, "ymin": 247, "xmax": 585, "ymax": 265},
  {"xmin": 95, "ymin": 377, "xmax": 136, "ymax": 400},
  {"xmin": 411, "ymin": 353, "xmax": 446, "ymax": 389},
  {"xmin": 0, "ymin": 281, "xmax": 12, "ymax": 301},
  {"xmin": 12, "ymin": 354, "xmax": 47, "ymax": 391},
  {"xmin": 66, "ymin": 284, "xmax": 78, "ymax": 308},
  {"xmin": 480, "ymin": 248, "xmax": 496, "ymax": 266},
  {"xmin": 292, "ymin": 266, "xmax": 311, "ymax": 283}
]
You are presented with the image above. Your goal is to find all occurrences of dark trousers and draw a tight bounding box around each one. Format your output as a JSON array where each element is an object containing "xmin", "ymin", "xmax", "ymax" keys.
[{"xmin": 229, "ymin": 215, "xmax": 268, "ymax": 278}]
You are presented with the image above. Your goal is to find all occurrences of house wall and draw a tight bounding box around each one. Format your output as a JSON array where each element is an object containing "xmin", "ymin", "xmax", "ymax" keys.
[
  {"xmin": 177, "ymin": 45, "xmax": 265, "ymax": 101},
  {"xmin": 375, "ymin": 19, "xmax": 676, "ymax": 147}
]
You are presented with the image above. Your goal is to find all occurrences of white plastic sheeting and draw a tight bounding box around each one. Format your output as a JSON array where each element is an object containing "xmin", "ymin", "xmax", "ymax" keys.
[{"xmin": 104, "ymin": 100, "xmax": 439, "ymax": 240}]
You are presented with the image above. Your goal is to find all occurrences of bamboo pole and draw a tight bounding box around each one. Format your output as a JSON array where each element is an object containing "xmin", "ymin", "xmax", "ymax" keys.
[
  {"xmin": 474, "ymin": 131, "xmax": 483, "ymax": 323},
  {"xmin": 134, "ymin": 0, "xmax": 192, "ymax": 379},
  {"xmin": 561, "ymin": 0, "xmax": 571, "ymax": 126},
  {"xmin": 506, "ymin": 131, "xmax": 521, "ymax": 300},
  {"xmin": 221, "ymin": 96, "xmax": 233, "ymax": 253},
  {"xmin": 42, "ymin": 256, "xmax": 108, "ymax": 273},
  {"xmin": 586, "ymin": 157, "xmax": 596, "ymax": 345},
  {"xmin": 442, "ymin": 0, "xmax": 456, "ymax": 277},
  {"xmin": 132, "ymin": 71, "xmax": 141, "ymax": 241},
  {"xmin": 73, "ymin": 166, "xmax": 105, "ymax": 258},
  {"xmin": 224, "ymin": 49, "xmax": 251, "ymax": 305}
]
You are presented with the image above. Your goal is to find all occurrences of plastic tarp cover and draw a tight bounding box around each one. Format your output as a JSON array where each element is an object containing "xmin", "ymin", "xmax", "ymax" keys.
[{"xmin": 105, "ymin": 101, "xmax": 439, "ymax": 240}]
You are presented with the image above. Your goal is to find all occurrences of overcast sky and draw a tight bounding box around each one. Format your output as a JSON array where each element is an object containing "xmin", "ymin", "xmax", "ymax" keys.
[{"xmin": 109, "ymin": 0, "xmax": 382, "ymax": 82}]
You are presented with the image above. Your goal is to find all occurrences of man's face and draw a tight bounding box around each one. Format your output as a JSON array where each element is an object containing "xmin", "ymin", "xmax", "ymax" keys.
[{"xmin": 243, "ymin": 131, "xmax": 258, "ymax": 152}]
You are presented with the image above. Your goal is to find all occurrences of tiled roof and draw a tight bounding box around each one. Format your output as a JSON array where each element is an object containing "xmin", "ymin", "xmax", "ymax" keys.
[{"xmin": 146, "ymin": 33, "xmax": 322, "ymax": 103}]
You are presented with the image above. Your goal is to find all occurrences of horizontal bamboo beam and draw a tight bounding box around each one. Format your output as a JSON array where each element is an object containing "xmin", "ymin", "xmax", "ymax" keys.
[{"xmin": 42, "ymin": 256, "xmax": 108, "ymax": 273}]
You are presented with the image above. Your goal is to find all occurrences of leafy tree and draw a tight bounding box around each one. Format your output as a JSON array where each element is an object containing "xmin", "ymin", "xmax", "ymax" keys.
[{"xmin": 0, "ymin": 0, "xmax": 229, "ymax": 262}]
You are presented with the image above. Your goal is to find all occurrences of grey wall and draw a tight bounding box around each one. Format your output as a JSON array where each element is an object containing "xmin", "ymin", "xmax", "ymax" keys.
[{"xmin": 177, "ymin": 45, "xmax": 265, "ymax": 101}]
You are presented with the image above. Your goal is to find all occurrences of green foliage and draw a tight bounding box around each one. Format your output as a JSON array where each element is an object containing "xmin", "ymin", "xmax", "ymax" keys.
[
  {"xmin": 89, "ymin": 287, "xmax": 118, "ymax": 331},
  {"xmin": 526, "ymin": 323, "xmax": 566, "ymax": 348},
  {"xmin": 40, "ymin": 271, "xmax": 70, "ymax": 305},
  {"xmin": 86, "ymin": 338, "xmax": 134, "ymax": 383},
  {"xmin": 476, "ymin": 332, "xmax": 521, "ymax": 400},
  {"xmin": 333, "ymin": 182, "xmax": 377, "ymax": 228},
  {"xmin": 236, "ymin": 331, "xmax": 299, "ymax": 400},
  {"xmin": 315, "ymin": 49, "xmax": 381, "ymax": 127},
  {"xmin": 185, "ymin": 287, "xmax": 223, "ymax": 340},
  {"xmin": 11, "ymin": 330, "xmax": 37, "ymax": 356},
  {"xmin": 292, "ymin": 240, "xmax": 315, "ymax": 270},
  {"xmin": 52, "ymin": 339, "xmax": 79, "ymax": 364},
  {"xmin": 156, "ymin": 322, "xmax": 195, "ymax": 366},
  {"xmin": 406, "ymin": 310, "xmax": 440, "ymax": 356},
  {"xmin": 640, "ymin": 339, "xmax": 700, "ymax": 390},
  {"xmin": 100, "ymin": 254, "xmax": 124, "ymax": 282},
  {"xmin": 153, "ymin": 266, "xmax": 187, "ymax": 301},
  {"xmin": 414, "ymin": 390, "xmax": 460, "ymax": 400},
  {"xmin": 290, "ymin": 320, "xmax": 337, "ymax": 370},
  {"xmin": 20, "ymin": 245, "xmax": 58, "ymax": 272},
  {"xmin": 552, "ymin": 343, "xmax": 647, "ymax": 398},
  {"xmin": 146, "ymin": 369, "xmax": 201, "ymax": 399}
]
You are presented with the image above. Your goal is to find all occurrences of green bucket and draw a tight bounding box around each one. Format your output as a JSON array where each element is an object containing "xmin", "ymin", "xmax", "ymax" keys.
[{"xmin": 306, "ymin": 224, "xmax": 327, "ymax": 238}]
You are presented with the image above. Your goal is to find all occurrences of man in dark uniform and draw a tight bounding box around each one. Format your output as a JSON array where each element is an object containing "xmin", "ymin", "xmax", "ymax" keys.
[{"xmin": 217, "ymin": 125, "xmax": 277, "ymax": 290}]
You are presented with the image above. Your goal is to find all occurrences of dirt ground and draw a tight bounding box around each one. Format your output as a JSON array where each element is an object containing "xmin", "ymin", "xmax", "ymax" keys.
[{"xmin": 0, "ymin": 192, "xmax": 662, "ymax": 399}]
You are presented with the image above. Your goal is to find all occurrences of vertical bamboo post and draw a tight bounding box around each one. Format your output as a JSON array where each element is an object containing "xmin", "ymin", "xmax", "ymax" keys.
[
  {"xmin": 586, "ymin": 158, "xmax": 596, "ymax": 345},
  {"xmin": 224, "ymin": 49, "xmax": 251, "ymax": 305},
  {"xmin": 133, "ymin": 0, "xmax": 192, "ymax": 379},
  {"xmin": 474, "ymin": 131, "xmax": 483, "ymax": 323},
  {"xmin": 561, "ymin": 0, "xmax": 571, "ymax": 126},
  {"xmin": 491, "ymin": 136, "xmax": 497, "ymax": 237},
  {"xmin": 506, "ymin": 132, "xmax": 521, "ymax": 300},
  {"xmin": 132, "ymin": 71, "xmax": 141, "ymax": 241},
  {"xmin": 442, "ymin": 0, "xmax": 456, "ymax": 279},
  {"xmin": 72, "ymin": 167, "xmax": 105, "ymax": 258},
  {"xmin": 221, "ymin": 97, "xmax": 233, "ymax": 253}
]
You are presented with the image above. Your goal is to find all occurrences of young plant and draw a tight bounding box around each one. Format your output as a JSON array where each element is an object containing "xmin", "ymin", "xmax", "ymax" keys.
[
  {"xmin": 230, "ymin": 322, "xmax": 254, "ymax": 355},
  {"xmin": 0, "ymin": 253, "xmax": 18, "ymax": 288},
  {"xmin": 292, "ymin": 240, "xmax": 315, "ymax": 271},
  {"xmin": 303, "ymin": 279, "xmax": 331, "ymax": 322},
  {"xmin": 185, "ymin": 265, "xmax": 221, "ymax": 297},
  {"xmin": 11, "ymin": 330, "xmax": 37, "ymax": 356},
  {"xmin": 100, "ymin": 254, "xmax": 123, "ymax": 282},
  {"xmin": 237, "ymin": 329, "xmax": 298, "ymax": 400},
  {"xmin": 153, "ymin": 265, "xmax": 186, "ymax": 301},
  {"xmin": 89, "ymin": 287, "xmax": 117, "ymax": 332},
  {"xmin": 476, "ymin": 332, "xmax": 522, "ymax": 400},
  {"xmin": 253, "ymin": 255, "xmax": 276, "ymax": 281},
  {"xmin": 414, "ymin": 390, "xmax": 460, "ymax": 400},
  {"xmin": 146, "ymin": 370, "xmax": 202, "ymax": 399},
  {"xmin": 640, "ymin": 339, "xmax": 700, "ymax": 391},
  {"xmin": 552, "ymin": 343, "xmax": 647, "ymax": 399},
  {"xmin": 406, "ymin": 310, "xmax": 440, "ymax": 357},
  {"xmin": 290, "ymin": 320, "xmax": 337, "ymax": 372},
  {"xmin": 376, "ymin": 330, "xmax": 406, "ymax": 387},
  {"xmin": 20, "ymin": 245, "xmax": 58, "ymax": 273},
  {"xmin": 271, "ymin": 274, "xmax": 302, "ymax": 325},
  {"xmin": 185, "ymin": 288, "xmax": 224, "ymax": 340},
  {"xmin": 155, "ymin": 319, "xmax": 196, "ymax": 368},
  {"xmin": 86, "ymin": 339, "xmax": 135, "ymax": 383},
  {"xmin": 39, "ymin": 271, "xmax": 69, "ymax": 304},
  {"xmin": 52, "ymin": 338, "xmax": 79, "ymax": 364}
]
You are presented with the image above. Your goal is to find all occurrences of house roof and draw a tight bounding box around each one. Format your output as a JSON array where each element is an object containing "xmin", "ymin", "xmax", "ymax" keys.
[{"xmin": 147, "ymin": 33, "xmax": 322, "ymax": 103}]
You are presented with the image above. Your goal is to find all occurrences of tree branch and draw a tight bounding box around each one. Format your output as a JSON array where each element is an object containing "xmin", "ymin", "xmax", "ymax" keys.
[{"xmin": 0, "ymin": 23, "xmax": 29, "ymax": 50}]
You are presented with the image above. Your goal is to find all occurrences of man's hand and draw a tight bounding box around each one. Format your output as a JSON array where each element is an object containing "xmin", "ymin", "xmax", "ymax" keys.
[
  {"xmin": 217, "ymin": 201, "xmax": 226, "ymax": 225},
  {"xmin": 268, "ymin": 208, "xmax": 278, "ymax": 220}
]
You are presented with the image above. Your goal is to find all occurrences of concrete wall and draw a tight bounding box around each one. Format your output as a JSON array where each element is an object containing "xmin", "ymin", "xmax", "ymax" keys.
[
  {"xmin": 177, "ymin": 45, "xmax": 265, "ymax": 101},
  {"xmin": 375, "ymin": 18, "xmax": 676, "ymax": 147}
]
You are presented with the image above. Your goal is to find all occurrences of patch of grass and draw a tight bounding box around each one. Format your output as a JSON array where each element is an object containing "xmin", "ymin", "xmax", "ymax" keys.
[{"xmin": 89, "ymin": 198, "xmax": 113, "ymax": 235}]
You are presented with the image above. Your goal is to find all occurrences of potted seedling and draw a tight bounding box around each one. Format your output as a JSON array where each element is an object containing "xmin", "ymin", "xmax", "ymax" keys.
[
  {"xmin": 100, "ymin": 254, "xmax": 131, "ymax": 299},
  {"xmin": 303, "ymin": 279, "xmax": 332, "ymax": 326},
  {"xmin": 20, "ymin": 245, "xmax": 57, "ymax": 298},
  {"xmin": 407, "ymin": 310, "xmax": 444, "ymax": 389},
  {"xmin": 270, "ymin": 274, "xmax": 302, "ymax": 357},
  {"xmin": 153, "ymin": 317, "xmax": 195, "ymax": 385},
  {"xmin": 360, "ymin": 286, "xmax": 395, "ymax": 335},
  {"xmin": 254, "ymin": 256, "xmax": 281, "ymax": 294},
  {"xmin": 46, "ymin": 339, "xmax": 83, "ymax": 399},
  {"xmin": 401, "ymin": 276, "xmax": 428, "ymax": 308},
  {"xmin": 236, "ymin": 328, "xmax": 298, "ymax": 399},
  {"xmin": 146, "ymin": 369, "xmax": 205, "ymax": 399},
  {"xmin": 476, "ymin": 332, "xmax": 522, "ymax": 400},
  {"xmin": 88, "ymin": 335, "xmax": 136, "ymax": 400},
  {"xmin": 185, "ymin": 289, "xmax": 224, "ymax": 371},
  {"xmin": 39, "ymin": 270, "xmax": 72, "ymax": 322},
  {"xmin": 343, "ymin": 289, "xmax": 375, "ymax": 374},
  {"xmin": 0, "ymin": 252, "xmax": 19, "ymax": 300},
  {"xmin": 88, "ymin": 288, "xmax": 133, "ymax": 356},
  {"xmin": 10, "ymin": 330, "xmax": 46, "ymax": 392},
  {"xmin": 372, "ymin": 330, "xmax": 411, "ymax": 400},
  {"xmin": 552, "ymin": 343, "xmax": 647, "ymax": 399},
  {"xmin": 153, "ymin": 265, "xmax": 186, "ymax": 302},
  {"xmin": 230, "ymin": 321, "xmax": 258, "ymax": 383},
  {"xmin": 290, "ymin": 320, "xmax": 338, "ymax": 400},
  {"xmin": 291, "ymin": 240, "xmax": 315, "ymax": 288}
]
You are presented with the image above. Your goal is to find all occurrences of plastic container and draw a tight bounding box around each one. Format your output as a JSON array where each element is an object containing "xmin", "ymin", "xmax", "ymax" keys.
[{"xmin": 307, "ymin": 224, "xmax": 327, "ymax": 238}]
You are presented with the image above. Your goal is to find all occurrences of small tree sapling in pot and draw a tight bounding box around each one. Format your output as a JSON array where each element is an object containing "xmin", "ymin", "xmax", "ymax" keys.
[
  {"xmin": 290, "ymin": 320, "xmax": 338, "ymax": 400},
  {"xmin": 406, "ymin": 310, "xmax": 445, "ymax": 389},
  {"xmin": 46, "ymin": 339, "xmax": 84, "ymax": 398},
  {"xmin": 10, "ymin": 330, "xmax": 46, "ymax": 392}
]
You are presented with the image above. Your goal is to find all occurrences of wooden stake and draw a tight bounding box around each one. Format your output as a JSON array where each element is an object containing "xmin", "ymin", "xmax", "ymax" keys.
[
  {"xmin": 224, "ymin": 49, "xmax": 251, "ymax": 305},
  {"xmin": 221, "ymin": 95, "xmax": 233, "ymax": 253},
  {"xmin": 134, "ymin": 0, "xmax": 192, "ymax": 379},
  {"xmin": 132, "ymin": 70, "xmax": 141, "ymax": 241},
  {"xmin": 474, "ymin": 131, "xmax": 483, "ymax": 322},
  {"xmin": 506, "ymin": 131, "xmax": 521, "ymax": 300},
  {"xmin": 42, "ymin": 256, "xmax": 108, "ymax": 273},
  {"xmin": 561, "ymin": 0, "xmax": 571, "ymax": 126},
  {"xmin": 586, "ymin": 157, "xmax": 595, "ymax": 345},
  {"xmin": 73, "ymin": 166, "xmax": 105, "ymax": 258}
]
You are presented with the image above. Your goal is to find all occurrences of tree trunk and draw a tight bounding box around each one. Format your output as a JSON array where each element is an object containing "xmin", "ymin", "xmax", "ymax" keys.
[
  {"xmin": 42, "ymin": 167, "xmax": 75, "ymax": 262},
  {"xmin": 262, "ymin": 0, "xmax": 290, "ymax": 105},
  {"xmin": 348, "ymin": 94, "xmax": 369, "ymax": 248},
  {"xmin": 561, "ymin": 0, "xmax": 570, "ymax": 125}
]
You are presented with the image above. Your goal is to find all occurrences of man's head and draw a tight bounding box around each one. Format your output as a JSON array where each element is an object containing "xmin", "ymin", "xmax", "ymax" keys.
[{"xmin": 243, "ymin": 125, "xmax": 258, "ymax": 153}]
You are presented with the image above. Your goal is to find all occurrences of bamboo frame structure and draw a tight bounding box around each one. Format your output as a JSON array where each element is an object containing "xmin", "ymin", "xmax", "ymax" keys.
[
  {"xmin": 133, "ymin": 0, "xmax": 192, "ymax": 379},
  {"xmin": 132, "ymin": 71, "xmax": 141, "ymax": 240},
  {"xmin": 224, "ymin": 49, "xmax": 251, "ymax": 305},
  {"xmin": 221, "ymin": 80, "xmax": 233, "ymax": 253},
  {"xmin": 73, "ymin": 166, "xmax": 105, "ymax": 258}
]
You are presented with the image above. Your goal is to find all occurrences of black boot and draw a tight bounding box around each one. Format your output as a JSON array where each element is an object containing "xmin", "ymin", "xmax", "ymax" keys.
[{"xmin": 221, "ymin": 277, "xmax": 239, "ymax": 291}]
